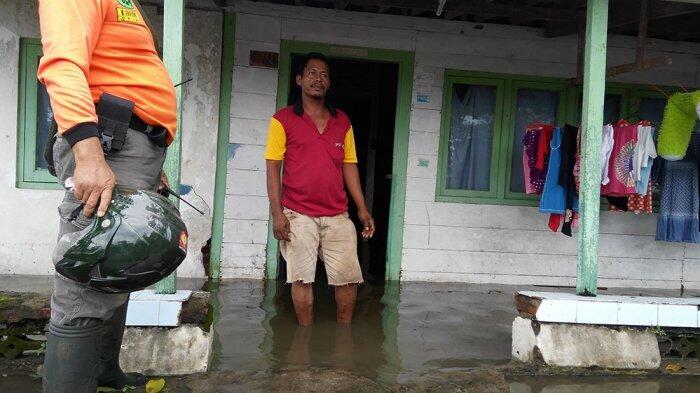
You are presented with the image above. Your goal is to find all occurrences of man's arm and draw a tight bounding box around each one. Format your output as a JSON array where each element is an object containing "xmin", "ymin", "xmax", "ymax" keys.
[
  {"xmin": 343, "ymin": 164, "xmax": 375, "ymax": 239},
  {"xmin": 342, "ymin": 127, "xmax": 375, "ymax": 239},
  {"xmin": 38, "ymin": 0, "xmax": 114, "ymax": 218},
  {"xmin": 266, "ymin": 160, "xmax": 291, "ymax": 241},
  {"xmin": 264, "ymin": 118, "xmax": 290, "ymax": 241}
]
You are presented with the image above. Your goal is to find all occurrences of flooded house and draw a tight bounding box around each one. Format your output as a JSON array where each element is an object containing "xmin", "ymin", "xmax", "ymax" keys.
[
  {"xmin": 2, "ymin": 0, "xmax": 700, "ymax": 291},
  {"xmin": 3, "ymin": 1, "xmax": 700, "ymax": 390}
]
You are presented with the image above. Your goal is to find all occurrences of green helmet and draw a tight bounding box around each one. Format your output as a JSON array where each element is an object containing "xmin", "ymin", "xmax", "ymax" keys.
[{"xmin": 54, "ymin": 186, "xmax": 188, "ymax": 293}]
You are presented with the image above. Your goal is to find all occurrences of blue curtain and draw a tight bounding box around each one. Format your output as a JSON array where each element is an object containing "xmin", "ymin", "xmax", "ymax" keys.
[{"xmin": 447, "ymin": 84, "xmax": 496, "ymax": 191}]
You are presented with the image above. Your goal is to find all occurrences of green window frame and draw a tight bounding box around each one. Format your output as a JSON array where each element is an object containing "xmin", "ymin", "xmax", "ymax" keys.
[
  {"xmin": 17, "ymin": 37, "xmax": 60, "ymax": 189},
  {"xmin": 436, "ymin": 69, "xmax": 674, "ymax": 206},
  {"xmin": 437, "ymin": 70, "xmax": 569, "ymax": 206}
]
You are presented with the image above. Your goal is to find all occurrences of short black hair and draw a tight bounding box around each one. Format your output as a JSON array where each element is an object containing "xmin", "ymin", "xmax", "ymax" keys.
[
  {"xmin": 293, "ymin": 52, "xmax": 336, "ymax": 117},
  {"xmin": 295, "ymin": 52, "xmax": 330, "ymax": 78}
]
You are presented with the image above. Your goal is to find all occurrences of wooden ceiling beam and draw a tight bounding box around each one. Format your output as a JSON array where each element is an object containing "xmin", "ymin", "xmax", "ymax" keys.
[
  {"xmin": 544, "ymin": 0, "xmax": 700, "ymax": 38},
  {"xmin": 311, "ymin": 0, "xmax": 584, "ymax": 21}
]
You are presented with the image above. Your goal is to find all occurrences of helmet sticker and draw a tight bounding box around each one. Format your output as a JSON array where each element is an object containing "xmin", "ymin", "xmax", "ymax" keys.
[{"xmin": 179, "ymin": 231, "xmax": 188, "ymax": 252}]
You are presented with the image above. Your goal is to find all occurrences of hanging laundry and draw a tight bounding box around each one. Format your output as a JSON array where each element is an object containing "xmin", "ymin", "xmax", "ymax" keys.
[
  {"xmin": 600, "ymin": 124, "xmax": 615, "ymax": 185},
  {"xmin": 535, "ymin": 124, "xmax": 554, "ymax": 171},
  {"xmin": 523, "ymin": 151, "xmax": 534, "ymax": 194},
  {"xmin": 656, "ymin": 161, "xmax": 699, "ymax": 243},
  {"xmin": 558, "ymin": 125, "xmax": 579, "ymax": 236},
  {"xmin": 601, "ymin": 121, "xmax": 638, "ymax": 196},
  {"xmin": 610, "ymin": 181, "xmax": 653, "ymax": 214},
  {"xmin": 540, "ymin": 127, "xmax": 579, "ymax": 215},
  {"xmin": 629, "ymin": 182, "xmax": 654, "ymax": 214},
  {"xmin": 522, "ymin": 124, "xmax": 553, "ymax": 194},
  {"xmin": 573, "ymin": 125, "xmax": 582, "ymax": 193},
  {"xmin": 657, "ymin": 132, "xmax": 700, "ymax": 243},
  {"xmin": 633, "ymin": 124, "xmax": 657, "ymax": 195},
  {"xmin": 606, "ymin": 196, "xmax": 629, "ymax": 212}
]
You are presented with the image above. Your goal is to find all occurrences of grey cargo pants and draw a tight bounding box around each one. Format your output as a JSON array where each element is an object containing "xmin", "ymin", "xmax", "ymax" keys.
[{"xmin": 51, "ymin": 130, "xmax": 166, "ymax": 327}]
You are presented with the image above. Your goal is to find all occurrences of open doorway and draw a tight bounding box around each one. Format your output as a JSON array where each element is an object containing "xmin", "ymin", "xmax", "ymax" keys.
[{"xmin": 276, "ymin": 55, "xmax": 399, "ymax": 283}]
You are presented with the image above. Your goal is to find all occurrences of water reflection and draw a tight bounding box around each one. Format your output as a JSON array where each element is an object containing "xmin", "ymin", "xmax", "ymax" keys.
[{"xmin": 259, "ymin": 280, "xmax": 400, "ymax": 382}]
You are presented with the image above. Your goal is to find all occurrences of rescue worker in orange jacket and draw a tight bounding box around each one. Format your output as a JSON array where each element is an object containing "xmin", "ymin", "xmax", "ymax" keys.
[{"xmin": 38, "ymin": 0, "xmax": 177, "ymax": 391}]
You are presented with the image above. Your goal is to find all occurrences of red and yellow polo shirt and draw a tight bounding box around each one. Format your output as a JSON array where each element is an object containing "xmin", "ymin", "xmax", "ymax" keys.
[{"xmin": 265, "ymin": 105, "xmax": 358, "ymax": 217}]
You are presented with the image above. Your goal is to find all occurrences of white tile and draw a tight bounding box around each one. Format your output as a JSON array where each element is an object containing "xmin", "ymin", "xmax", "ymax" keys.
[
  {"xmin": 129, "ymin": 290, "xmax": 145, "ymax": 300},
  {"xmin": 158, "ymin": 301, "xmax": 183, "ymax": 327},
  {"xmin": 535, "ymin": 299, "xmax": 577, "ymax": 323},
  {"xmin": 617, "ymin": 303, "xmax": 658, "ymax": 326},
  {"xmin": 125, "ymin": 300, "xmax": 159, "ymax": 326},
  {"xmin": 576, "ymin": 301, "xmax": 618, "ymax": 325},
  {"xmin": 160, "ymin": 290, "xmax": 192, "ymax": 302},
  {"xmin": 131, "ymin": 290, "xmax": 163, "ymax": 301},
  {"xmin": 405, "ymin": 177, "xmax": 436, "ymax": 202},
  {"xmin": 658, "ymin": 305, "xmax": 698, "ymax": 328}
]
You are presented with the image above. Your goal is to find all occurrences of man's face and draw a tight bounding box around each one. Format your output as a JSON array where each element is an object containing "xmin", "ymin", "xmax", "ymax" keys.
[{"xmin": 296, "ymin": 59, "xmax": 330, "ymax": 99}]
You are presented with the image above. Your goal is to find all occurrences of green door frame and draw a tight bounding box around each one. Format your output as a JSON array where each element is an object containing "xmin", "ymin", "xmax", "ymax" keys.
[
  {"xmin": 209, "ymin": 11, "xmax": 236, "ymax": 280},
  {"xmin": 265, "ymin": 40, "xmax": 415, "ymax": 281}
]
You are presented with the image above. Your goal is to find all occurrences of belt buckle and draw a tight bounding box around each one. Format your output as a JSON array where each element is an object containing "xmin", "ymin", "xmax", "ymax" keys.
[{"xmin": 100, "ymin": 133, "xmax": 113, "ymax": 152}]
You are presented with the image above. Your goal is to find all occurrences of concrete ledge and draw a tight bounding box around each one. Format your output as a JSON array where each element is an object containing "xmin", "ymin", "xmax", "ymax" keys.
[
  {"xmin": 120, "ymin": 324, "xmax": 213, "ymax": 376},
  {"xmin": 515, "ymin": 291, "xmax": 700, "ymax": 328},
  {"xmin": 512, "ymin": 316, "xmax": 661, "ymax": 369}
]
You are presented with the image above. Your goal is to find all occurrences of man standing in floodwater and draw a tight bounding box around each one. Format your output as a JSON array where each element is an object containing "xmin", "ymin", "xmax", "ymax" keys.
[{"xmin": 265, "ymin": 52, "xmax": 375, "ymax": 326}]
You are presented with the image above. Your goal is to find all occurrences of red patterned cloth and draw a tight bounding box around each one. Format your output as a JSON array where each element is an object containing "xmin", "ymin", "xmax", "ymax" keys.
[{"xmin": 609, "ymin": 181, "xmax": 653, "ymax": 214}]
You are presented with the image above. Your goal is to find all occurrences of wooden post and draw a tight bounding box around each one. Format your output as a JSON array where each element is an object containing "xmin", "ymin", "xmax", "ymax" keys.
[
  {"xmin": 156, "ymin": 0, "xmax": 185, "ymax": 294},
  {"xmin": 577, "ymin": 0, "xmax": 608, "ymax": 296}
]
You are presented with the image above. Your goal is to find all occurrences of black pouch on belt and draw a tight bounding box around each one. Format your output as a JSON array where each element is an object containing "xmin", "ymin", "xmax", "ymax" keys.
[{"xmin": 96, "ymin": 93, "xmax": 134, "ymax": 153}]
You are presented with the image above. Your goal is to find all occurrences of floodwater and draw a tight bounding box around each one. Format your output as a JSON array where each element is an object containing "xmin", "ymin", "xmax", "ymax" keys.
[
  {"xmin": 206, "ymin": 279, "xmax": 700, "ymax": 392},
  {"xmin": 2, "ymin": 276, "xmax": 700, "ymax": 392}
]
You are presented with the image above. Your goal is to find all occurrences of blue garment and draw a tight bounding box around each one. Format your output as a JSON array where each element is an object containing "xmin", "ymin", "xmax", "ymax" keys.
[
  {"xmin": 635, "ymin": 157, "xmax": 654, "ymax": 194},
  {"xmin": 656, "ymin": 161, "xmax": 699, "ymax": 243},
  {"xmin": 539, "ymin": 127, "xmax": 579, "ymax": 214}
]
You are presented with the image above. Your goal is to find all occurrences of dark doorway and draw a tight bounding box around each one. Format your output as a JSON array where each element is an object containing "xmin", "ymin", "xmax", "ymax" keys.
[{"xmin": 278, "ymin": 55, "xmax": 399, "ymax": 283}]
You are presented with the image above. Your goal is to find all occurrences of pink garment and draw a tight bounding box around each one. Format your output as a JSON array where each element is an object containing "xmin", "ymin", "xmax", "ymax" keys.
[
  {"xmin": 523, "ymin": 150, "xmax": 534, "ymax": 194},
  {"xmin": 601, "ymin": 124, "xmax": 638, "ymax": 196}
]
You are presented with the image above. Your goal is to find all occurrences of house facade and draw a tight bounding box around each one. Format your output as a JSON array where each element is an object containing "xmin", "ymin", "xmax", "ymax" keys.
[{"xmin": 2, "ymin": 0, "xmax": 699, "ymax": 289}]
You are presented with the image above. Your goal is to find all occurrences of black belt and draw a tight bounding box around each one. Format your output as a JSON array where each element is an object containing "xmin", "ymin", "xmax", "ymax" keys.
[
  {"xmin": 129, "ymin": 114, "xmax": 164, "ymax": 135},
  {"xmin": 129, "ymin": 115, "xmax": 167, "ymax": 148}
]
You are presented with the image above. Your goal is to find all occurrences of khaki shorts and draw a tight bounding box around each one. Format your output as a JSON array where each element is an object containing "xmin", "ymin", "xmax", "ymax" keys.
[{"xmin": 280, "ymin": 208, "xmax": 364, "ymax": 286}]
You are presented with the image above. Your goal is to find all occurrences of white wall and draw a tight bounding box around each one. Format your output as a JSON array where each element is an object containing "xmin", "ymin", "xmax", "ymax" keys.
[
  {"xmin": 0, "ymin": 1, "xmax": 222, "ymax": 278},
  {"xmin": 223, "ymin": 1, "xmax": 700, "ymax": 289},
  {"xmin": 0, "ymin": 0, "xmax": 57, "ymax": 276}
]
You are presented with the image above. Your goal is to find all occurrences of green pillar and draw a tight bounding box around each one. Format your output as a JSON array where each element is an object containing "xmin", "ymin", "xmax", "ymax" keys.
[
  {"xmin": 210, "ymin": 12, "xmax": 236, "ymax": 280},
  {"xmin": 156, "ymin": 0, "xmax": 185, "ymax": 294},
  {"xmin": 577, "ymin": 0, "xmax": 609, "ymax": 296}
]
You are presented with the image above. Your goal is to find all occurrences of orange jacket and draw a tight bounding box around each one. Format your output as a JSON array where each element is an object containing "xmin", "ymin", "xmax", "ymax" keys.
[{"xmin": 37, "ymin": 0, "xmax": 177, "ymax": 146}]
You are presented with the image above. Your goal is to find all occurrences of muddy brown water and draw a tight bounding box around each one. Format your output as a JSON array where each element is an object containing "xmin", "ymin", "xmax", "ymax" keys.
[{"xmin": 2, "ymin": 277, "xmax": 699, "ymax": 392}]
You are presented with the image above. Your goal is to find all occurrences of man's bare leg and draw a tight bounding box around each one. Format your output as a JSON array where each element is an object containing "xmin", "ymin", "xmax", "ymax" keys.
[
  {"xmin": 334, "ymin": 284, "xmax": 357, "ymax": 324},
  {"xmin": 291, "ymin": 282, "xmax": 314, "ymax": 326}
]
